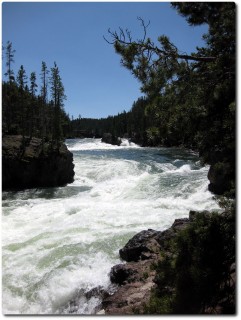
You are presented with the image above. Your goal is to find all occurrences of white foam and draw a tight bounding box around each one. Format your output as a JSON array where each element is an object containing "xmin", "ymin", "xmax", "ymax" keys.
[
  {"xmin": 2, "ymin": 139, "xmax": 220, "ymax": 314},
  {"xmin": 67, "ymin": 138, "xmax": 140, "ymax": 151}
]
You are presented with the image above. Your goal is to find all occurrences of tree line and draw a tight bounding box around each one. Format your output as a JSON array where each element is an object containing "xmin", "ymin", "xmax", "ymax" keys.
[
  {"xmin": 68, "ymin": 97, "xmax": 149, "ymax": 144},
  {"xmin": 2, "ymin": 41, "xmax": 70, "ymax": 142}
]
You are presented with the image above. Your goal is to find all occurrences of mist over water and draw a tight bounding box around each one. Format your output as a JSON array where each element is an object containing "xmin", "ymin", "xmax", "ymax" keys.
[{"xmin": 2, "ymin": 138, "xmax": 220, "ymax": 314}]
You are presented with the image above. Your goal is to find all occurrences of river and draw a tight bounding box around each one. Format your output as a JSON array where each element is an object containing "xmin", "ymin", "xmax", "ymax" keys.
[{"xmin": 2, "ymin": 138, "xmax": 220, "ymax": 314}]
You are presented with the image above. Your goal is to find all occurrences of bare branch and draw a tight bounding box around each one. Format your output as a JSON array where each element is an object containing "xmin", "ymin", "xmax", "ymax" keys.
[
  {"xmin": 103, "ymin": 19, "xmax": 216, "ymax": 63},
  {"xmin": 137, "ymin": 17, "xmax": 150, "ymax": 42}
]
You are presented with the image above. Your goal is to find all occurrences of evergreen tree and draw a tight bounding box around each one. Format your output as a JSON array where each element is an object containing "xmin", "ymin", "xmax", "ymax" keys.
[
  {"xmin": 17, "ymin": 65, "xmax": 27, "ymax": 90},
  {"xmin": 4, "ymin": 41, "xmax": 16, "ymax": 83},
  {"xmin": 40, "ymin": 62, "xmax": 49, "ymax": 140},
  {"xmin": 50, "ymin": 62, "xmax": 66, "ymax": 142},
  {"xmin": 104, "ymin": 2, "xmax": 235, "ymax": 194},
  {"xmin": 16, "ymin": 65, "xmax": 28, "ymax": 136},
  {"xmin": 40, "ymin": 61, "xmax": 49, "ymax": 104},
  {"xmin": 30, "ymin": 72, "xmax": 38, "ymax": 97},
  {"xmin": 29, "ymin": 72, "xmax": 38, "ymax": 137},
  {"xmin": 2, "ymin": 44, "xmax": 71, "ymax": 141}
]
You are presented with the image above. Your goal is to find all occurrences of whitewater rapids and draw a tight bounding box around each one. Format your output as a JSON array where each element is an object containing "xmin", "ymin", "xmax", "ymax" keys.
[{"xmin": 2, "ymin": 138, "xmax": 220, "ymax": 314}]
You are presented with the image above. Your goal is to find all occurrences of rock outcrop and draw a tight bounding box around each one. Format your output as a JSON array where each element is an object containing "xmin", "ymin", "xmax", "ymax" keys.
[
  {"xmin": 103, "ymin": 212, "xmax": 235, "ymax": 315},
  {"xmin": 102, "ymin": 218, "xmax": 190, "ymax": 314},
  {"xmin": 208, "ymin": 162, "xmax": 234, "ymax": 195},
  {"xmin": 2, "ymin": 135, "xmax": 75, "ymax": 190},
  {"xmin": 101, "ymin": 133, "xmax": 122, "ymax": 146}
]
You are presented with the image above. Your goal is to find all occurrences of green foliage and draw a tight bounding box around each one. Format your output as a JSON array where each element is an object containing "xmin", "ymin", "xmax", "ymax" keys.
[
  {"xmin": 2, "ymin": 49, "xmax": 70, "ymax": 142},
  {"xmin": 3, "ymin": 41, "xmax": 16, "ymax": 83},
  {"xmin": 145, "ymin": 209, "xmax": 235, "ymax": 314},
  {"xmin": 105, "ymin": 2, "xmax": 235, "ymax": 195},
  {"xmin": 146, "ymin": 127, "xmax": 160, "ymax": 146}
]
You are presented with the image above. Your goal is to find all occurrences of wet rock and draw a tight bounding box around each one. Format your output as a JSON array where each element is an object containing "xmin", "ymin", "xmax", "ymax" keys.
[
  {"xmin": 2, "ymin": 135, "xmax": 75, "ymax": 190},
  {"xmin": 103, "ymin": 219, "xmax": 191, "ymax": 315},
  {"xmin": 119, "ymin": 229, "xmax": 160, "ymax": 262},
  {"xmin": 110, "ymin": 264, "xmax": 138, "ymax": 285},
  {"xmin": 104, "ymin": 211, "xmax": 235, "ymax": 315},
  {"xmin": 101, "ymin": 133, "xmax": 122, "ymax": 146},
  {"xmin": 61, "ymin": 286, "xmax": 110, "ymax": 314}
]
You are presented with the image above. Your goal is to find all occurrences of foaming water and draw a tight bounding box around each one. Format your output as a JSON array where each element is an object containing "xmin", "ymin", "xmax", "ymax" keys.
[{"xmin": 2, "ymin": 138, "xmax": 220, "ymax": 314}]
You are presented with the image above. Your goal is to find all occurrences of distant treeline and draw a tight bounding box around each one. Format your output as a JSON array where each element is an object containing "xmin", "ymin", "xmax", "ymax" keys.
[{"xmin": 68, "ymin": 97, "xmax": 149, "ymax": 145}]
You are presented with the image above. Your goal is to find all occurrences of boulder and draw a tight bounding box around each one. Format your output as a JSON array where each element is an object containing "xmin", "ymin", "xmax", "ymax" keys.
[
  {"xmin": 60, "ymin": 286, "xmax": 109, "ymax": 314},
  {"xmin": 103, "ymin": 219, "xmax": 191, "ymax": 314},
  {"xmin": 207, "ymin": 162, "xmax": 233, "ymax": 195},
  {"xmin": 110, "ymin": 264, "xmax": 138, "ymax": 285},
  {"xmin": 104, "ymin": 212, "xmax": 235, "ymax": 315},
  {"xmin": 101, "ymin": 133, "xmax": 122, "ymax": 146},
  {"xmin": 2, "ymin": 135, "xmax": 75, "ymax": 190},
  {"xmin": 119, "ymin": 229, "xmax": 160, "ymax": 262}
]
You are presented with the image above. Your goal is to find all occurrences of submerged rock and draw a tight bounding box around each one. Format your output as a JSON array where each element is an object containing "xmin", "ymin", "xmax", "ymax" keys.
[
  {"xmin": 60, "ymin": 286, "xmax": 110, "ymax": 314},
  {"xmin": 2, "ymin": 135, "xmax": 75, "ymax": 190}
]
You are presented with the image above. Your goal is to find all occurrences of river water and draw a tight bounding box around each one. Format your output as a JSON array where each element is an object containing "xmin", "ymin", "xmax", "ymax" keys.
[{"xmin": 2, "ymin": 138, "xmax": 220, "ymax": 314}]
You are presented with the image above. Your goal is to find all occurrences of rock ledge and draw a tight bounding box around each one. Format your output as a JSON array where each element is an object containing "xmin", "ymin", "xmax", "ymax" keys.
[
  {"xmin": 103, "ymin": 217, "xmax": 190, "ymax": 314},
  {"xmin": 2, "ymin": 135, "xmax": 75, "ymax": 190}
]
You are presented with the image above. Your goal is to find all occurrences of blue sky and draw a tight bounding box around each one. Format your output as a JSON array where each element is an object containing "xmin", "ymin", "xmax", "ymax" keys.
[{"xmin": 2, "ymin": 1, "xmax": 208, "ymax": 119}]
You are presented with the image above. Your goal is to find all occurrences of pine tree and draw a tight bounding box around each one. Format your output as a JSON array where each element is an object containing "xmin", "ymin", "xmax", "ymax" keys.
[
  {"xmin": 16, "ymin": 65, "xmax": 28, "ymax": 137},
  {"xmin": 17, "ymin": 65, "xmax": 27, "ymax": 90},
  {"xmin": 40, "ymin": 62, "xmax": 49, "ymax": 140},
  {"xmin": 50, "ymin": 62, "xmax": 66, "ymax": 142},
  {"xmin": 29, "ymin": 72, "xmax": 38, "ymax": 137},
  {"xmin": 105, "ymin": 2, "xmax": 235, "ymax": 194},
  {"xmin": 4, "ymin": 41, "xmax": 16, "ymax": 83}
]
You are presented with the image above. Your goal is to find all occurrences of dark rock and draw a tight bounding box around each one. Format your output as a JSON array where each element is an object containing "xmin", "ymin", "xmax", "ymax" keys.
[
  {"xmin": 171, "ymin": 218, "xmax": 190, "ymax": 231},
  {"xmin": 119, "ymin": 229, "xmax": 160, "ymax": 262},
  {"xmin": 152, "ymin": 219, "xmax": 190, "ymax": 253},
  {"xmin": 110, "ymin": 264, "xmax": 137, "ymax": 285},
  {"xmin": 208, "ymin": 162, "xmax": 233, "ymax": 195},
  {"xmin": 101, "ymin": 133, "xmax": 122, "ymax": 146},
  {"xmin": 189, "ymin": 210, "xmax": 214, "ymax": 221},
  {"xmin": 104, "ymin": 210, "xmax": 236, "ymax": 315},
  {"xmin": 103, "ymin": 220, "xmax": 191, "ymax": 314},
  {"xmin": 2, "ymin": 135, "xmax": 75, "ymax": 190},
  {"xmin": 60, "ymin": 286, "xmax": 109, "ymax": 314},
  {"xmin": 85, "ymin": 286, "xmax": 110, "ymax": 301},
  {"xmin": 103, "ymin": 259, "xmax": 156, "ymax": 314}
]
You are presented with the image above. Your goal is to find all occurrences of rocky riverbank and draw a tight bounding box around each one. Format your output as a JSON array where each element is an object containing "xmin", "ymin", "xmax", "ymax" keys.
[
  {"xmin": 102, "ymin": 217, "xmax": 190, "ymax": 314},
  {"xmin": 2, "ymin": 135, "xmax": 75, "ymax": 190},
  {"xmin": 101, "ymin": 209, "xmax": 235, "ymax": 315}
]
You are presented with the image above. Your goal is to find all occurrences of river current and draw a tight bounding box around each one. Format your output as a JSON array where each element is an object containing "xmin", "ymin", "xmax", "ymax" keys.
[{"xmin": 2, "ymin": 138, "xmax": 220, "ymax": 314}]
